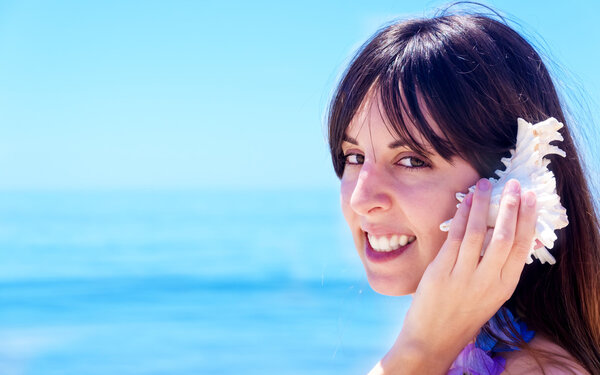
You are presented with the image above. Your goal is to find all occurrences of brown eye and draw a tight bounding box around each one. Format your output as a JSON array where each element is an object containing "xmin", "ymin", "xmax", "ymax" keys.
[
  {"xmin": 345, "ymin": 153, "xmax": 364, "ymax": 165},
  {"xmin": 398, "ymin": 156, "xmax": 426, "ymax": 168}
]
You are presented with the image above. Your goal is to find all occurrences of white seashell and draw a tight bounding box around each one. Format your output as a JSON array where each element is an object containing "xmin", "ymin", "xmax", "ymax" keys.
[{"xmin": 439, "ymin": 117, "xmax": 568, "ymax": 265}]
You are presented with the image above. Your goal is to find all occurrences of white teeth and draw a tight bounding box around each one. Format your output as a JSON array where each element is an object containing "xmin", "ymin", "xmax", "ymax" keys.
[
  {"xmin": 368, "ymin": 233, "xmax": 416, "ymax": 252},
  {"xmin": 368, "ymin": 234, "xmax": 377, "ymax": 249},
  {"xmin": 398, "ymin": 235, "xmax": 408, "ymax": 246},
  {"xmin": 379, "ymin": 237, "xmax": 390, "ymax": 251},
  {"xmin": 390, "ymin": 235, "xmax": 399, "ymax": 248}
]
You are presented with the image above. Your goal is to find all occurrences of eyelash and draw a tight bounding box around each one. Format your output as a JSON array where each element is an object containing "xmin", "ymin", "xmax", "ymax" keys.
[
  {"xmin": 343, "ymin": 153, "xmax": 430, "ymax": 170},
  {"xmin": 344, "ymin": 153, "xmax": 364, "ymax": 165},
  {"xmin": 397, "ymin": 156, "xmax": 429, "ymax": 170}
]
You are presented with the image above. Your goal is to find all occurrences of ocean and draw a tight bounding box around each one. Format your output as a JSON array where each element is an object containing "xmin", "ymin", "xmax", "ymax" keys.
[{"xmin": 0, "ymin": 190, "xmax": 411, "ymax": 375}]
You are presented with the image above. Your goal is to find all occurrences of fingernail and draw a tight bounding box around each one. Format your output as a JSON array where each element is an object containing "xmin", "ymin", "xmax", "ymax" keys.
[
  {"xmin": 525, "ymin": 191, "xmax": 536, "ymax": 207},
  {"xmin": 477, "ymin": 179, "xmax": 491, "ymax": 192},
  {"xmin": 508, "ymin": 179, "xmax": 520, "ymax": 193}
]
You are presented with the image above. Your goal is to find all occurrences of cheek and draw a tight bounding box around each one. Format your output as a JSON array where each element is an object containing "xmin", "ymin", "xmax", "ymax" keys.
[
  {"xmin": 399, "ymin": 181, "xmax": 457, "ymax": 221},
  {"xmin": 340, "ymin": 177, "xmax": 364, "ymax": 252},
  {"xmin": 428, "ymin": 193, "xmax": 461, "ymax": 222},
  {"xmin": 407, "ymin": 168, "xmax": 479, "ymax": 251},
  {"xmin": 395, "ymin": 181, "xmax": 460, "ymax": 248},
  {"xmin": 416, "ymin": 199, "xmax": 453, "ymax": 249},
  {"xmin": 340, "ymin": 177, "xmax": 356, "ymax": 224}
]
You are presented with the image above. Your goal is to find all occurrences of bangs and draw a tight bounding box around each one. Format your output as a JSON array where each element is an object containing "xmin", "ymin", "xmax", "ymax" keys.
[
  {"xmin": 328, "ymin": 14, "xmax": 530, "ymax": 179},
  {"xmin": 375, "ymin": 75, "xmax": 460, "ymax": 162},
  {"xmin": 347, "ymin": 81, "xmax": 458, "ymax": 163}
]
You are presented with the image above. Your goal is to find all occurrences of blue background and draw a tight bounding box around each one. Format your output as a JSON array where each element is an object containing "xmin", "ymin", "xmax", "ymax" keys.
[
  {"xmin": 0, "ymin": 1, "xmax": 598, "ymax": 374},
  {"xmin": 0, "ymin": 0, "xmax": 598, "ymax": 190}
]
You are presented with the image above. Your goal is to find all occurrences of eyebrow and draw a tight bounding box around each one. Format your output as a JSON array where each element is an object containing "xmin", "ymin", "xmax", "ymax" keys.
[{"xmin": 343, "ymin": 134, "xmax": 408, "ymax": 149}]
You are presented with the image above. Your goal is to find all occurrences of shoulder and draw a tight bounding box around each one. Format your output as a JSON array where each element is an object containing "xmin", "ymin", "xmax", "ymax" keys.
[{"xmin": 502, "ymin": 334, "xmax": 589, "ymax": 375}]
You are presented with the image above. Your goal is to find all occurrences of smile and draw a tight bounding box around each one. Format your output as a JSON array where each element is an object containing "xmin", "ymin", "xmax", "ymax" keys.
[{"xmin": 367, "ymin": 233, "xmax": 416, "ymax": 252}]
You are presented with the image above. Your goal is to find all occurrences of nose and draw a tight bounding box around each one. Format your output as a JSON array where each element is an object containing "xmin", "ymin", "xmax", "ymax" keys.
[{"xmin": 349, "ymin": 163, "xmax": 393, "ymax": 216}]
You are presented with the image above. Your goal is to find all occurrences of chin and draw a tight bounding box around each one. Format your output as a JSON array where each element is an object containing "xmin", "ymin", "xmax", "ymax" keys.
[{"xmin": 365, "ymin": 271, "xmax": 418, "ymax": 296}]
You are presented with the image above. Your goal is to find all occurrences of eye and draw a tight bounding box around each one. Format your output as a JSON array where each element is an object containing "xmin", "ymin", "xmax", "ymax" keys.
[
  {"xmin": 344, "ymin": 153, "xmax": 364, "ymax": 165},
  {"xmin": 397, "ymin": 156, "xmax": 427, "ymax": 168}
]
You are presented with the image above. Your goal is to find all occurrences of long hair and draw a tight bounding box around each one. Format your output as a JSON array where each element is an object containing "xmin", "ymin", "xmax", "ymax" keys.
[{"xmin": 327, "ymin": 8, "xmax": 600, "ymax": 374}]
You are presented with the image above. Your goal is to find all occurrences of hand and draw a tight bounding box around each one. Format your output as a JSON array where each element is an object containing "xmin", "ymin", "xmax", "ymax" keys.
[{"xmin": 371, "ymin": 178, "xmax": 537, "ymax": 374}]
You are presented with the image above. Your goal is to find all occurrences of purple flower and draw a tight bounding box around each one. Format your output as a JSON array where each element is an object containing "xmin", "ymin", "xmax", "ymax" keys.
[{"xmin": 448, "ymin": 343, "xmax": 506, "ymax": 375}]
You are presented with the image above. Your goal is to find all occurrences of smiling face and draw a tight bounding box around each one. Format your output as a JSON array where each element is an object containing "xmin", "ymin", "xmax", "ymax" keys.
[{"xmin": 340, "ymin": 95, "xmax": 480, "ymax": 296}]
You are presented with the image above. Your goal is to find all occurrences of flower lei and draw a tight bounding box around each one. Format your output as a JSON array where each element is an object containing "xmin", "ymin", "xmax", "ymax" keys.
[{"xmin": 447, "ymin": 307, "xmax": 535, "ymax": 375}]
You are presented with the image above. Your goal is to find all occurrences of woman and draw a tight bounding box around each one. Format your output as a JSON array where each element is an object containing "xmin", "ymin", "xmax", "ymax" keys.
[{"xmin": 327, "ymin": 6, "xmax": 600, "ymax": 375}]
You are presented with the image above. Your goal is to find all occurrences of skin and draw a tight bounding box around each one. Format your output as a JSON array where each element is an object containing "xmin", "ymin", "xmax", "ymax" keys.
[
  {"xmin": 339, "ymin": 94, "xmax": 543, "ymax": 374},
  {"xmin": 340, "ymin": 95, "xmax": 481, "ymax": 296},
  {"xmin": 503, "ymin": 333, "xmax": 589, "ymax": 374}
]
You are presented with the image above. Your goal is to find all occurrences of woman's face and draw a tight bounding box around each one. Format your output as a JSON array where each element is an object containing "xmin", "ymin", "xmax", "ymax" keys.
[{"xmin": 340, "ymin": 96, "xmax": 480, "ymax": 296}]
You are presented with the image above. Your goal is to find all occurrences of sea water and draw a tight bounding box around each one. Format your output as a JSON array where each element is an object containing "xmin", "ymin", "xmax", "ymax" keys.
[{"xmin": 0, "ymin": 190, "xmax": 410, "ymax": 375}]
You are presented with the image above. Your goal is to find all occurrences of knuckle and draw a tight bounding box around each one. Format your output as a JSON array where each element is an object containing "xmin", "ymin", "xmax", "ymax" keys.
[
  {"xmin": 503, "ymin": 195, "xmax": 520, "ymax": 209},
  {"xmin": 493, "ymin": 231, "xmax": 513, "ymax": 245},
  {"xmin": 499, "ymin": 288, "xmax": 513, "ymax": 303},
  {"xmin": 447, "ymin": 231, "xmax": 464, "ymax": 243},
  {"xmin": 496, "ymin": 280, "xmax": 515, "ymax": 300},
  {"xmin": 468, "ymin": 221, "xmax": 487, "ymax": 235},
  {"xmin": 463, "ymin": 234, "xmax": 485, "ymax": 248},
  {"xmin": 500, "ymin": 273, "xmax": 519, "ymax": 294},
  {"xmin": 473, "ymin": 194, "xmax": 491, "ymax": 206},
  {"xmin": 513, "ymin": 243, "xmax": 531, "ymax": 256},
  {"xmin": 447, "ymin": 237, "xmax": 463, "ymax": 248}
]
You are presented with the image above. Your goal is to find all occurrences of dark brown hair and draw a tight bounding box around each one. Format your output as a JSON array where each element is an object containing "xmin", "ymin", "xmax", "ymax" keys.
[{"xmin": 327, "ymin": 6, "xmax": 600, "ymax": 374}]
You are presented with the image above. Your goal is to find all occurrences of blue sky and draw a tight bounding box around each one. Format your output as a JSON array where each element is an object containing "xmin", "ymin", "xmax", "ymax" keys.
[{"xmin": 0, "ymin": 0, "xmax": 598, "ymax": 190}]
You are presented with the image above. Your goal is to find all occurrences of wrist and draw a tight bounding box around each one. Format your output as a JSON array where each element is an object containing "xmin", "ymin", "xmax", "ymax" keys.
[{"xmin": 372, "ymin": 333, "xmax": 465, "ymax": 375}]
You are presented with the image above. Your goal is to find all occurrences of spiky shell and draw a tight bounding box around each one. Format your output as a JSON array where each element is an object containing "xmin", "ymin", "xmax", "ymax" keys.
[{"xmin": 440, "ymin": 117, "xmax": 568, "ymax": 264}]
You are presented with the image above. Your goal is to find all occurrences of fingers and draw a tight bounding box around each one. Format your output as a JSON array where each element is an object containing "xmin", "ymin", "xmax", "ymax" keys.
[
  {"xmin": 481, "ymin": 228, "xmax": 493, "ymax": 256},
  {"xmin": 440, "ymin": 177, "xmax": 536, "ymax": 288},
  {"xmin": 480, "ymin": 179, "xmax": 521, "ymax": 269},
  {"xmin": 434, "ymin": 192, "xmax": 472, "ymax": 272},
  {"xmin": 453, "ymin": 179, "xmax": 492, "ymax": 273},
  {"xmin": 501, "ymin": 190, "xmax": 537, "ymax": 284}
]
